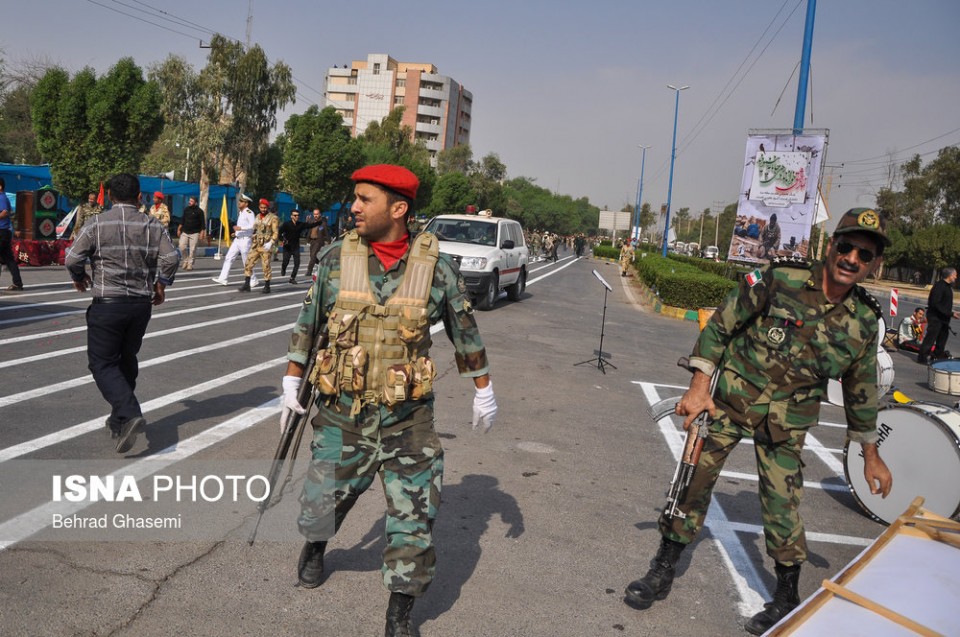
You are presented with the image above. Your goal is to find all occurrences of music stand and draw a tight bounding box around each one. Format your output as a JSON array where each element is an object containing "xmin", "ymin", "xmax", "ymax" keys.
[{"xmin": 575, "ymin": 269, "xmax": 616, "ymax": 374}]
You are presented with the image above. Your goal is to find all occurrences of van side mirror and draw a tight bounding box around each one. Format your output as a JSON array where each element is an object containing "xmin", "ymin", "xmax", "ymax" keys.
[{"xmin": 501, "ymin": 239, "xmax": 515, "ymax": 249}]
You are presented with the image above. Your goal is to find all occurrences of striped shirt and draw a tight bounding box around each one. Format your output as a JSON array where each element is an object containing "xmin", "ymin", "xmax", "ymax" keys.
[{"xmin": 66, "ymin": 203, "xmax": 179, "ymax": 299}]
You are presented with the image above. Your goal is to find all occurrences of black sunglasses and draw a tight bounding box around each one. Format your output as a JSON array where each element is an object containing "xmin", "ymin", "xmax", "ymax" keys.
[{"xmin": 836, "ymin": 240, "xmax": 876, "ymax": 263}]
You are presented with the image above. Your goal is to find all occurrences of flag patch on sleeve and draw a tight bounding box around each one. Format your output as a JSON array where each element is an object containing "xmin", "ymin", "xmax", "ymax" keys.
[{"xmin": 745, "ymin": 269, "xmax": 762, "ymax": 287}]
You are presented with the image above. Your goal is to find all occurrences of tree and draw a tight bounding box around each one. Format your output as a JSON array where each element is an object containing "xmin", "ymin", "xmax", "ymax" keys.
[
  {"xmin": 148, "ymin": 37, "xmax": 295, "ymax": 210},
  {"xmin": 279, "ymin": 105, "xmax": 362, "ymax": 210},
  {"xmin": 32, "ymin": 59, "xmax": 163, "ymax": 200},
  {"xmin": 875, "ymin": 146, "xmax": 960, "ymax": 231},
  {"xmin": 0, "ymin": 52, "xmax": 52, "ymax": 163},
  {"xmin": 426, "ymin": 171, "xmax": 475, "ymax": 216},
  {"xmin": 436, "ymin": 144, "xmax": 473, "ymax": 175}
]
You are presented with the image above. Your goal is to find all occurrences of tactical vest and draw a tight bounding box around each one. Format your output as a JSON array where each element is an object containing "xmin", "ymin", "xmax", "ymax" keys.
[{"xmin": 308, "ymin": 231, "xmax": 439, "ymax": 415}]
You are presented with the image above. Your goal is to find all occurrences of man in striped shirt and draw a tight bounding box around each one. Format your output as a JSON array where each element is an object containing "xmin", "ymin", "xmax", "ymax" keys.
[{"xmin": 66, "ymin": 173, "xmax": 180, "ymax": 453}]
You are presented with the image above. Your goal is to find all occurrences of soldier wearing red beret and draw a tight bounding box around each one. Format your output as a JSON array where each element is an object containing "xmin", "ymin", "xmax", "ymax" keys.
[
  {"xmin": 281, "ymin": 164, "xmax": 497, "ymax": 636},
  {"xmin": 238, "ymin": 198, "xmax": 279, "ymax": 293},
  {"xmin": 148, "ymin": 191, "xmax": 170, "ymax": 231}
]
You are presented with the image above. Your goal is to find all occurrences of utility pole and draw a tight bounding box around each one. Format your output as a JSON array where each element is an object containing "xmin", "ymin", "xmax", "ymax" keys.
[
  {"xmin": 246, "ymin": 0, "xmax": 254, "ymax": 48},
  {"xmin": 712, "ymin": 200, "xmax": 725, "ymax": 247}
]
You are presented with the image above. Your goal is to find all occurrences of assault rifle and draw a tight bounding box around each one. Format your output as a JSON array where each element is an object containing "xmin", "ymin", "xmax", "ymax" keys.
[
  {"xmin": 247, "ymin": 328, "xmax": 327, "ymax": 545},
  {"xmin": 648, "ymin": 358, "xmax": 719, "ymax": 521}
]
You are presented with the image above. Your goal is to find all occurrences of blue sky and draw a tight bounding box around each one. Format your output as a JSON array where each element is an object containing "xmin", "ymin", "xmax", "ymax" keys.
[{"xmin": 4, "ymin": 1, "xmax": 959, "ymax": 230}]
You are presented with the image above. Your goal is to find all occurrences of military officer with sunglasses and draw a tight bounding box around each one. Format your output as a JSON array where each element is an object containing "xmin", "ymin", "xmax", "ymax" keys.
[{"xmin": 625, "ymin": 208, "xmax": 893, "ymax": 635}]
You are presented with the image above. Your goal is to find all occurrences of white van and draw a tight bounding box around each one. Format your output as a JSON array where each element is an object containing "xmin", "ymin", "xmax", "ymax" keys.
[{"xmin": 421, "ymin": 214, "xmax": 530, "ymax": 310}]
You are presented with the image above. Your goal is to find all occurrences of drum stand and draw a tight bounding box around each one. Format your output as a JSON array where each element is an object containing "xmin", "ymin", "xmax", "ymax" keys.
[{"xmin": 575, "ymin": 269, "xmax": 616, "ymax": 374}]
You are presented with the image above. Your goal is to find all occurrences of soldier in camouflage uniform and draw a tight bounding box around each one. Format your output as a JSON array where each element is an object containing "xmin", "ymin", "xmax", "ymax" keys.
[
  {"xmin": 625, "ymin": 208, "xmax": 894, "ymax": 635},
  {"xmin": 280, "ymin": 165, "xmax": 497, "ymax": 637},
  {"xmin": 619, "ymin": 239, "xmax": 635, "ymax": 276},
  {"xmin": 238, "ymin": 198, "xmax": 279, "ymax": 294},
  {"xmin": 71, "ymin": 191, "xmax": 103, "ymax": 239},
  {"xmin": 148, "ymin": 192, "xmax": 170, "ymax": 230}
]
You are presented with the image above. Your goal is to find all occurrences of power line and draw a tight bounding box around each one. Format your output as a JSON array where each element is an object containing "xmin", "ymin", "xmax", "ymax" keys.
[{"xmin": 834, "ymin": 127, "xmax": 960, "ymax": 165}]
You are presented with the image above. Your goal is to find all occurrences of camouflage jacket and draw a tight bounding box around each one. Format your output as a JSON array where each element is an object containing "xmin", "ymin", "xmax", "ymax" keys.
[
  {"xmin": 149, "ymin": 203, "xmax": 170, "ymax": 229},
  {"xmin": 251, "ymin": 212, "xmax": 279, "ymax": 247},
  {"xmin": 689, "ymin": 260, "xmax": 880, "ymax": 444},
  {"xmin": 288, "ymin": 234, "xmax": 489, "ymax": 434},
  {"xmin": 72, "ymin": 202, "xmax": 103, "ymax": 238}
]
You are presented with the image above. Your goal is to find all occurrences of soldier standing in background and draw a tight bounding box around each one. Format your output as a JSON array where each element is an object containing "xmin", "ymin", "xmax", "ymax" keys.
[
  {"xmin": 148, "ymin": 192, "xmax": 171, "ymax": 231},
  {"xmin": 71, "ymin": 191, "xmax": 103, "ymax": 239},
  {"xmin": 238, "ymin": 198, "xmax": 278, "ymax": 294},
  {"xmin": 624, "ymin": 208, "xmax": 893, "ymax": 635},
  {"xmin": 281, "ymin": 164, "xmax": 496, "ymax": 637},
  {"xmin": 619, "ymin": 239, "xmax": 634, "ymax": 276}
]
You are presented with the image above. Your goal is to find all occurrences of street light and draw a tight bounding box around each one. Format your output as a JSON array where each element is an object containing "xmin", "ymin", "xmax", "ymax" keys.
[
  {"xmin": 633, "ymin": 145, "xmax": 651, "ymax": 242},
  {"xmin": 663, "ymin": 84, "xmax": 689, "ymax": 257}
]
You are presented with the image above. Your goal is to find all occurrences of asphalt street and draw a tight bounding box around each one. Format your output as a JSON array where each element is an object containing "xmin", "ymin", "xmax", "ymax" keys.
[{"xmin": 0, "ymin": 247, "xmax": 958, "ymax": 637}]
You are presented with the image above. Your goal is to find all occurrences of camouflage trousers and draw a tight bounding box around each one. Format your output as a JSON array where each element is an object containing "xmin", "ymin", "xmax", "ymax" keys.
[
  {"xmin": 298, "ymin": 419, "xmax": 444, "ymax": 597},
  {"xmin": 658, "ymin": 412, "xmax": 808, "ymax": 565},
  {"xmin": 243, "ymin": 244, "xmax": 272, "ymax": 280}
]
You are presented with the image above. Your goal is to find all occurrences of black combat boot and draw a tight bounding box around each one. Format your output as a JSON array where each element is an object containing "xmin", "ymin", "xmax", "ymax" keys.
[
  {"xmin": 744, "ymin": 563, "xmax": 801, "ymax": 635},
  {"xmin": 624, "ymin": 536, "xmax": 686, "ymax": 609},
  {"xmin": 238, "ymin": 277, "xmax": 251, "ymax": 292},
  {"xmin": 262, "ymin": 280, "xmax": 271, "ymax": 294},
  {"xmin": 384, "ymin": 592, "xmax": 418, "ymax": 637},
  {"xmin": 297, "ymin": 540, "xmax": 326, "ymax": 588}
]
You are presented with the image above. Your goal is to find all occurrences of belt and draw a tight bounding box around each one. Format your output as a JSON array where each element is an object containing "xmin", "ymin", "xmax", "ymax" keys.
[{"xmin": 93, "ymin": 296, "xmax": 152, "ymax": 305}]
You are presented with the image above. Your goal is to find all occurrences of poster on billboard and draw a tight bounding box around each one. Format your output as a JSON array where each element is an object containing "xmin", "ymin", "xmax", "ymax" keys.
[{"xmin": 727, "ymin": 129, "xmax": 828, "ymax": 264}]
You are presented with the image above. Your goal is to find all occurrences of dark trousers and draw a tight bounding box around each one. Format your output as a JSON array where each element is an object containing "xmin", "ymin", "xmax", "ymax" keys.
[
  {"xmin": 306, "ymin": 240, "xmax": 324, "ymax": 276},
  {"xmin": 281, "ymin": 244, "xmax": 301, "ymax": 279},
  {"xmin": 919, "ymin": 316, "xmax": 951, "ymax": 361},
  {"xmin": 0, "ymin": 229, "xmax": 23, "ymax": 287},
  {"xmin": 86, "ymin": 302, "xmax": 152, "ymax": 422}
]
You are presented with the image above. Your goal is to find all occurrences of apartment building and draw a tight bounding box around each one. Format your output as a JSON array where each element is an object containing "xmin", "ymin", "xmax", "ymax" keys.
[{"xmin": 325, "ymin": 53, "xmax": 472, "ymax": 166}]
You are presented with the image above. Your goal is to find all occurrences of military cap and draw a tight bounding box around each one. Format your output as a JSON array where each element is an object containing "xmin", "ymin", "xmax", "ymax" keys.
[
  {"xmin": 239, "ymin": 193, "xmax": 253, "ymax": 202},
  {"xmin": 833, "ymin": 207, "xmax": 891, "ymax": 247},
  {"xmin": 351, "ymin": 164, "xmax": 419, "ymax": 200},
  {"xmin": 259, "ymin": 198, "xmax": 270, "ymax": 206},
  {"xmin": 153, "ymin": 191, "xmax": 164, "ymax": 200}
]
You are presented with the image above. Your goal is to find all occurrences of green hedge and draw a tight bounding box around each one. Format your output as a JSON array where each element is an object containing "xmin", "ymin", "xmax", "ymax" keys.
[
  {"xmin": 593, "ymin": 245, "xmax": 620, "ymax": 259},
  {"xmin": 635, "ymin": 254, "xmax": 736, "ymax": 309},
  {"xmin": 667, "ymin": 253, "xmax": 752, "ymax": 280}
]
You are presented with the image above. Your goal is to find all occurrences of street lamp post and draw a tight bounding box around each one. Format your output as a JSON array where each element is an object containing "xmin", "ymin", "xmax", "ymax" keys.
[
  {"xmin": 633, "ymin": 145, "xmax": 650, "ymax": 242},
  {"xmin": 663, "ymin": 84, "xmax": 689, "ymax": 257}
]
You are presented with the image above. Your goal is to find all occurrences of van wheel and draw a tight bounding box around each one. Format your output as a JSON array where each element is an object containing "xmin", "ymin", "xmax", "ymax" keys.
[
  {"xmin": 506, "ymin": 267, "xmax": 526, "ymax": 301},
  {"xmin": 478, "ymin": 273, "xmax": 499, "ymax": 310}
]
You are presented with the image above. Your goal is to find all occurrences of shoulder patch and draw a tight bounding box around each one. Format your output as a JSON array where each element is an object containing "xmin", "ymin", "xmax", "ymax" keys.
[
  {"xmin": 854, "ymin": 285, "xmax": 883, "ymax": 319},
  {"xmin": 769, "ymin": 255, "xmax": 812, "ymax": 269}
]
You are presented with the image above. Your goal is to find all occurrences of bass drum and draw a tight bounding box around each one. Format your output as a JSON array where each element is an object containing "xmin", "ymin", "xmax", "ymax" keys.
[{"xmin": 844, "ymin": 402, "xmax": 960, "ymax": 525}]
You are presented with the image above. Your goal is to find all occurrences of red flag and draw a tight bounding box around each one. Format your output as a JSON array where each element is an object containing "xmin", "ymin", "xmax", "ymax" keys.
[{"xmin": 97, "ymin": 183, "xmax": 105, "ymax": 206}]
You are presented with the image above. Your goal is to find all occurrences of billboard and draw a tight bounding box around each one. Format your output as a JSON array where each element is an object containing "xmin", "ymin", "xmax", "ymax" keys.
[{"xmin": 727, "ymin": 129, "xmax": 828, "ymax": 264}]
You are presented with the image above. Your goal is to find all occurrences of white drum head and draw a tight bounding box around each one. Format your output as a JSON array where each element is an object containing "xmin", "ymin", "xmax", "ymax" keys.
[{"xmin": 844, "ymin": 403, "xmax": 960, "ymax": 525}]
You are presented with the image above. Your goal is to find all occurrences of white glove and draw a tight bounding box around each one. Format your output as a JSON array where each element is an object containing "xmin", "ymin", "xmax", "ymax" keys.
[
  {"xmin": 263, "ymin": 241, "xmax": 273, "ymax": 251},
  {"xmin": 280, "ymin": 375, "xmax": 306, "ymax": 434},
  {"xmin": 472, "ymin": 382, "xmax": 497, "ymax": 432}
]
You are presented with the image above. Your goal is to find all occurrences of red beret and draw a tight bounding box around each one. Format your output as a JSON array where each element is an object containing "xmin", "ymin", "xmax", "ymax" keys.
[
  {"xmin": 153, "ymin": 191, "xmax": 164, "ymax": 200},
  {"xmin": 259, "ymin": 198, "xmax": 270, "ymax": 206},
  {"xmin": 351, "ymin": 164, "xmax": 419, "ymax": 200}
]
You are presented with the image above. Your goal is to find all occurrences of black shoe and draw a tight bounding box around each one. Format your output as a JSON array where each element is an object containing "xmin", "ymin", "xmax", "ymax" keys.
[
  {"xmin": 384, "ymin": 592, "xmax": 418, "ymax": 637},
  {"xmin": 5, "ymin": 284, "xmax": 24, "ymax": 291},
  {"xmin": 116, "ymin": 416, "xmax": 145, "ymax": 453},
  {"xmin": 289, "ymin": 277, "xmax": 297, "ymax": 285},
  {"xmin": 105, "ymin": 416, "xmax": 121, "ymax": 439},
  {"xmin": 238, "ymin": 276, "xmax": 251, "ymax": 292},
  {"xmin": 744, "ymin": 563, "xmax": 801, "ymax": 635},
  {"xmin": 262, "ymin": 280, "xmax": 271, "ymax": 294},
  {"xmin": 297, "ymin": 541, "xmax": 327, "ymax": 588},
  {"xmin": 625, "ymin": 537, "xmax": 686, "ymax": 610}
]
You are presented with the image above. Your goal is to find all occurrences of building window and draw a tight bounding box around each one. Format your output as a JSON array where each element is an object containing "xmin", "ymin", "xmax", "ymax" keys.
[
  {"xmin": 396, "ymin": 78, "xmax": 406, "ymax": 88},
  {"xmin": 373, "ymin": 63, "xmax": 381, "ymax": 75},
  {"xmin": 394, "ymin": 96, "xmax": 404, "ymax": 105}
]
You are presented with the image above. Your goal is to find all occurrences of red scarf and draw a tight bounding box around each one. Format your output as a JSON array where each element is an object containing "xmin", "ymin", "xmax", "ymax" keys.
[{"xmin": 370, "ymin": 235, "xmax": 410, "ymax": 269}]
